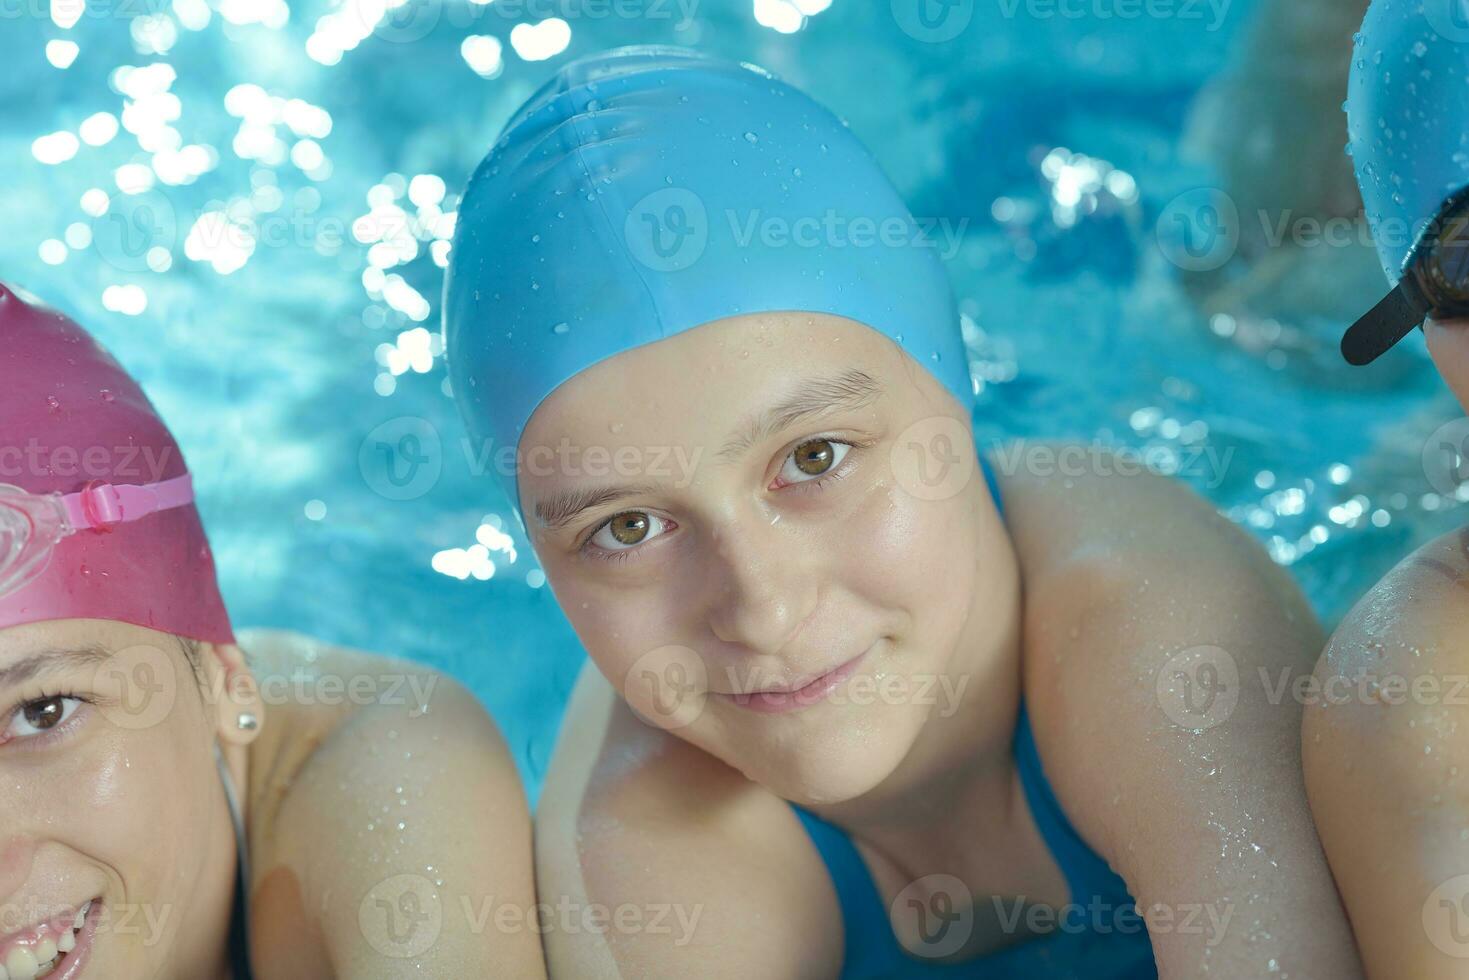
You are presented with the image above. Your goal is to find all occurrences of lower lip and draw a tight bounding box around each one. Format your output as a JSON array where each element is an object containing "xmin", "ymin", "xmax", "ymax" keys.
[
  {"xmin": 720, "ymin": 649, "xmax": 870, "ymax": 714},
  {"xmin": 47, "ymin": 899, "xmax": 98, "ymax": 980}
]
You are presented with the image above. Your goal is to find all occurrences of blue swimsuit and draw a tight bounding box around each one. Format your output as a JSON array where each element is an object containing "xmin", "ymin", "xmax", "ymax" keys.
[{"xmin": 790, "ymin": 456, "xmax": 1159, "ymax": 979}]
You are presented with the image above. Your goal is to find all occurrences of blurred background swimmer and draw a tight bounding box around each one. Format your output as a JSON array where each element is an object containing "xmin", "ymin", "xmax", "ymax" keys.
[
  {"xmin": 1180, "ymin": 0, "xmax": 1380, "ymax": 350},
  {"xmin": 0, "ymin": 282, "xmax": 545, "ymax": 980},
  {"xmin": 446, "ymin": 47, "xmax": 1364, "ymax": 980},
  {"xmin": 1304, "ymin": 4, "xmax": 1469, "ymax": 978}
]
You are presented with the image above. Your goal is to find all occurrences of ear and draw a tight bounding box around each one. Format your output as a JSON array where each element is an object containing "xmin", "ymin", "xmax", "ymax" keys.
[{"xmin": 202, "ymin": 642, "xmax": 265, "ymax": 747}]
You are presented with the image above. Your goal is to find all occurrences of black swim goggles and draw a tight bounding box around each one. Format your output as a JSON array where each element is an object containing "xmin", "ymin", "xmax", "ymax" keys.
[{"xmin": 1342, "ymin": 185, "xmax": 1469, "ymax": 366}]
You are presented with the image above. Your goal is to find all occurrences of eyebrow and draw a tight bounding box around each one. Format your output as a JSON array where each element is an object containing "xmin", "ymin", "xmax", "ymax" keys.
[
  {"xmin": 0, "ymin": 645, "xmax": 113, "ymax": 692},
  {"xmin": 716, "ymin": 369, "xmax": 882, "ymax": 463},
  {"xmin": 531, "ymin": 370, "xmax": 883, "ymax": 532},
  {"xmin": 534, "ymin": 480, "xmax": 665, "ymax": 534}
]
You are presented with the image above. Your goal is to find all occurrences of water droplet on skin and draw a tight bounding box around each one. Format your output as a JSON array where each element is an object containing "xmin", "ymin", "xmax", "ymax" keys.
[
  {"xmin": 609, "ymin": 421, "xmax": 624, "ymax": 434},
  {"xmin": 743, "ymin": 132, "xmax": 759, "ymax": 144},
  {"xmin": 45, "ymin": 395, "xmax": 61, "ymax": 413},
  {"xmin": 99, "ymin": 388, "xmax": 115, "ymax": 402},
  {"xmin": 552, "ymin": 322, "xmax": 569, "ymax": 335}
]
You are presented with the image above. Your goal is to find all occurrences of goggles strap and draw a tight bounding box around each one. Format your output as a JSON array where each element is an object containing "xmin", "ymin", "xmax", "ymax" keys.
[
  {"xmin": 58, "ymin": 473, "xmax": 197, "ymax": 533},
  {"xmin": 1341, "ymin": 279, "xmax": 1432, "ymax": 367}
]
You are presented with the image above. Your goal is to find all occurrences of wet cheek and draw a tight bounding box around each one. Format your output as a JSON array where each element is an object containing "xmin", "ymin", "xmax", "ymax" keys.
[
  {"xmin": 846, "ymin": 484, "xmax": 963, "ymax": 602},
  {"xmin": 50, "ymin": 730, "xmax": 207, "ymax": 891},
  {"xmin": 558, "ymin": 579, "xmax": 666, "ymax": 684}
]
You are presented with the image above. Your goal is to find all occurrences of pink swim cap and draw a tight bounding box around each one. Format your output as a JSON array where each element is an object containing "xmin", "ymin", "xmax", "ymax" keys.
[{"xmin": 0, "ymin": 282, "xmax": 235, "ymax": 645}]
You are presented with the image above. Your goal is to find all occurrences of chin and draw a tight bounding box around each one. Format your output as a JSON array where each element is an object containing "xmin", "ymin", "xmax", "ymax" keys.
[{"xmin": 713, "ymin": 705, "xmax": 923, "ymax": 807}]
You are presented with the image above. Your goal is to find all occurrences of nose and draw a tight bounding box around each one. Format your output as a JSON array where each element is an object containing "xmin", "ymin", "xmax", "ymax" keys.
[{"xmin": 704, "ymin": 510, "xmax": 819, "ymax": 659}]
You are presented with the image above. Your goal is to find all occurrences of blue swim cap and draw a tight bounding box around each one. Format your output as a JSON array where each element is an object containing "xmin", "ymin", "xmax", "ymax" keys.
[
  {"xmin": 443, "ymin": 45, "xmax": 973, "ymax": 526},
  {"xmin": 1348, "ymin": 0, "xmax": 1469, "ymax": 283}
]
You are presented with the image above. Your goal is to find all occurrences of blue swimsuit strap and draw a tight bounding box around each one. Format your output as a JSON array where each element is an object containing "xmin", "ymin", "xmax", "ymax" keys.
[{"xmin": 790, "ymin": 452, "xmax": 1135, "ymax": 973}]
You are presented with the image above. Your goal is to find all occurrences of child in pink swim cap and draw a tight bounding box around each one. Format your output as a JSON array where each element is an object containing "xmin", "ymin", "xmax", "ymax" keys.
[{"xmin": 0, "ymin": 282, "xmax": 545, "ymax": 980}]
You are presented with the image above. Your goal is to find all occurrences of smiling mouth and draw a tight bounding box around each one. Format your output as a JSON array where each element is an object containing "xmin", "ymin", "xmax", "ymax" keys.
[
  {"xmin": 0, "ymin": 897, "xmax": 99, "ymax": 980},
  {"xmin": 718, "ymin": 648, "xmax": 871, "ymax": 714}
]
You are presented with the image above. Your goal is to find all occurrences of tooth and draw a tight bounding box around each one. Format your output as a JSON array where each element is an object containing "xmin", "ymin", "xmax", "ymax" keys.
[
  {"xmin": 71, "ymin": 906, "xmax": 85, "ymax": 931},
  {"xmin": 32, "ymin": 942, "xmax": 54, "ymax": 968},
  {"xmin": 32, "ymin": 963, "xmax": 52, "ymax": 980},
  {"xmin": 5, "ymin": 946, "xmax": 38, "ymax": 980},
  {"xmin": 56, "ymin": 929, "xmax": 74, "ymax": 954}
]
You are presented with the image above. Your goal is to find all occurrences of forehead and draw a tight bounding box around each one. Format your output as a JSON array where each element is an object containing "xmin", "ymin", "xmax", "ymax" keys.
[
  {"xmin": 520, "ymin": 312, "xmax": 902, "ymax": 446},
  {"xmin": 0, "ymin": 618, "xmax": 172, "ymax": 658}
]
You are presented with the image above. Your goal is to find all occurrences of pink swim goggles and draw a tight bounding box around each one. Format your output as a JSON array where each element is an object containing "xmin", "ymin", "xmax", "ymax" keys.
[{"xmin": 0, "ymin": 474, "xmax": 198, "ymax": 600}]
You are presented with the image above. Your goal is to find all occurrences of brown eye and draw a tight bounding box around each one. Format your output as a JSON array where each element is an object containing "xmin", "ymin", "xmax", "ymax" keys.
[
  {"xmin": 6, "ymin": 695, "xmax": 83, "ymax": 740},
  {"xmin": 778, "ymin": 438, "xmax": 852, "ymax": 486},
  {"xmin": 28, "ymin": 698, "xmax": 67, "ymax": 730},
  {"xmin": 794, "ymin": 439, "xmax": 835, "ymax": 476},
  {"xmin": 608, "ymin": 512, "xmax": 649, "ymax": 545},
  {"xmin": 587, "ymin": 511, "xmax": 672, "ymax": 557}
]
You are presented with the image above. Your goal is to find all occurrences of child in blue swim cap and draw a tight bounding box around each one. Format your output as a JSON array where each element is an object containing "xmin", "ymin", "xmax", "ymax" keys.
[
  {"xmin": 1306, "ymin": 5, "xmax": 1469, "ymax": 978},
  {"xmin": 445, "ymin": 45, "xmax": 1363, "ymax": 979},
  {"xmin": 1339, "ymin": 0, "xmax": 1469, "ymax": 409}
]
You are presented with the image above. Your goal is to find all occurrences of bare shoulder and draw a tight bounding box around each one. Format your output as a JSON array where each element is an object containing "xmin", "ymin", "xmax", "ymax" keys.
[
  {"xmin": 991, "ymin": 440, "xmax": 1263, "ymax": 570},
  {"xmin": 996, "ymin": 443, "xmax": 1324, "ymax": 851},
  {"xmin": 991, "ymin": 441, "xmax": 1320, "ymax": 700},
  {"xmin": 991, "ymin": 446, "xmax": 1360, "ymax": 975},
  {"xmin": 237, "ymin": 628, "xmax": 498, "ymax": 816},
  {"xmin": 1302, "ymin": 525, "xmax": 1469, "ymax": 978},
  {"xmin": 238, "ymin": 628, "xmax": 543, "ymax": 977},
  {"xmin": 1304, "ymin": 522, "xmax": 1469, "ymax": 793},
  {"xmin": 536, "ymin": 663, "xmax": 842, "ymax": 979}
]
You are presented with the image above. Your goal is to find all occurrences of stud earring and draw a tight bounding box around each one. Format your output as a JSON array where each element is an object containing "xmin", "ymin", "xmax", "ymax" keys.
[{"xmin": 236, "ymin": 712, "xmax": 259, "ymax": 732}]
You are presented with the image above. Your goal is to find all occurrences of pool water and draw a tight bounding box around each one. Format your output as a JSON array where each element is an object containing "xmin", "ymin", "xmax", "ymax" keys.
[{"xmin": 4, "ymin": 0, "xmax": 1464, "ymax": 803}]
